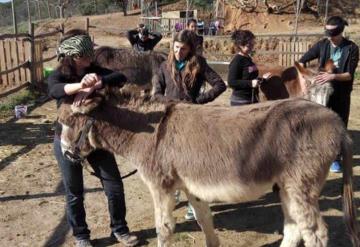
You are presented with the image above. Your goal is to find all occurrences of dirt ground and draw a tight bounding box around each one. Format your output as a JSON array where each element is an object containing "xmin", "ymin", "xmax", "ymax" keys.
[{"xmin": 0, "ymin": 78, "xmax": 360, "ymax": 247}]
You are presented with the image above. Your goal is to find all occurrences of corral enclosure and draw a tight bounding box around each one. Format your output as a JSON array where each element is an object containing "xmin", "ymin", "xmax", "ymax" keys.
[
  {"xmin": 0, "ymin": 25, "xmax": 63, "ymax": 99},
  {"xmin": 0, "ymin": 3, "xmax": 360, "ymax": 246}
]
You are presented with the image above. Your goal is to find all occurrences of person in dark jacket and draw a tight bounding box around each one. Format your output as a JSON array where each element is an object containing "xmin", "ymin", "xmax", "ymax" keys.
[
  {"xmin": 227, "ymin": 30, "xmax": 271, "ymax": 106},
  {"xmin": 299, "ymin": 16, "xmax": 359, "ymax": 173},
  {"xmin": 153, "ymin": 29, "xmax": 226, "ymax": 104},
  {"xmin": 47, "ymin": 29, "xmax": 139, "ymax": 247},
  {"xmin": 126, "ymin": 23, "xmax": 162, "ymax": 52},
  {"xmin": 186, "ymin": 18, "xmax": 204, "ymax": 56},
  {"xmin": 153, "ymin": 29, "xmax": 226, "ymax": 220}
]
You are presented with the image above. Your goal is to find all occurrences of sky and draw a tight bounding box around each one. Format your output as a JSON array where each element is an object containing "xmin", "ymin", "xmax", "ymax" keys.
[{"xmin": 0, "ymin": 0, "xmax": 11, "ymax": 3}]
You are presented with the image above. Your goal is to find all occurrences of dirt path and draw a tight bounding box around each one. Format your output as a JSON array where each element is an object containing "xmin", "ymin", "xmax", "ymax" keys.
[{"xmin": 1, "ymin": 80, "xmax": 360, "ymax": 247}]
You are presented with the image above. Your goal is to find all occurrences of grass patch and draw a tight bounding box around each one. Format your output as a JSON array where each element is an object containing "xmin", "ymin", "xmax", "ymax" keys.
[
  {"xmin": 355, "ymin": 71, "xmax": 360, "ymax": 81},
  {"xmin": 0, "ymin": 21, "xmax": 40, "ymax": 34},
  {"xmin": 173, "ymin": 232, "xmax": 194, "ymax": 245},
  {"xmin": 0, "ymin": 88, "xmax": 39, "ymax": 117}
]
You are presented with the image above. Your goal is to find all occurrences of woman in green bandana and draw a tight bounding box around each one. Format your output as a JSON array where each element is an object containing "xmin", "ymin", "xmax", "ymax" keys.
[
  {"xmin": 47, "ymin": 29, "xmax": 139, "ymax": 247},
  {"xmin": 152, "ymin": 29, "xmax": 226, "ymax": 221}
]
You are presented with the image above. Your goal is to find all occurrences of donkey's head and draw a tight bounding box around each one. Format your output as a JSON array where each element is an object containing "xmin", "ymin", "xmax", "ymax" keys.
[
  {"xmin": 294, "ymin": 60, "xmax": 335, "ymax": 105},
  {"xmin": 58, "ymin": 94, "xmax": 104, "ymax": 162},
  {"xmin": 58, "ymin": 84, "xmax": 155, "ymax": 162},
  {"xmin": 294, "ymin": 60, "xmax": 335, "ymax": 90}
]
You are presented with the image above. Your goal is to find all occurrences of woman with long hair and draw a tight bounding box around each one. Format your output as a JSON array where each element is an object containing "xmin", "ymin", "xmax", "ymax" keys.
[
  {"xmin": 228, "ymin": 30, "xmax": 271, "ymax": 106},
  {"xmin": 153, "ymin": 29, "xmax": 226, "ymax": 220},
  {"xmin": 153, "ymin": 29, "xmax": 226, "ymax": 104},
  {"xmin": 47, "ymin": 29, "xmax": 139, "ymax": 247}
]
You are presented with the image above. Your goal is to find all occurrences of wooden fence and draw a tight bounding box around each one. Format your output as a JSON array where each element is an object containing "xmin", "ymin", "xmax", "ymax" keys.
[
  {"xmin": 278, "ymin": 40, "xmax": 315, "ymax": 67},
  {"xmin": 201, "ymin": 32, "xmax": 325, "ymax": 67},
  {"xmin": 0, "ymin": 24, "xmax": 64, "ymax": 98}
]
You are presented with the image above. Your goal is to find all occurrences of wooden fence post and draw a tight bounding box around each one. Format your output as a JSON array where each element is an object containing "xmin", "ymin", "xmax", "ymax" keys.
[
  {"xmin": 11, "ymin": 0, "xmax": 18, "ymax": 35},
  {"xmin": 29, "ymin": 23, "xmax": 36, "ymax": 84},
  {"xmin": 85, "ymin": 18, "xmax": 90, "ymax": 33}
]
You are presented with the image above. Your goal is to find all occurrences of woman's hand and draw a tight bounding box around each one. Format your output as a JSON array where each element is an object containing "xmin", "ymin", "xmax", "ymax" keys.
[
  {"xmin": 314, "ymin": 72, "xmax": 335, "ymax": 84},
  {"xmin": 262, "ymin": 72, "xmax": 272, "ymax": 80},
  {"xmin": 73, "ymin": 87, "xmax": 96, "ymax": 106},
  {"xmin": 80, "ymin": 73, "xmax": 101, "ymax": 88},
  {"xmin": 251, "ymin": 79, "xmax": 260, "ymax": 88},
  {"xmin": 73, "ymin": 78, "xmax": 103, "ymax": 106}
]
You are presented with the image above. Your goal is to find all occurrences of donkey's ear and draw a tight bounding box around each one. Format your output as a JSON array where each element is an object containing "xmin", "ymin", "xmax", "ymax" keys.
[
  {"xmin": 324, "ymin": 59, "xmax": 335, "ymax": 73},
  {"xmin": 71, "ymin": 96, "xmax": 103, "ymax": 114},
  {"xmin": 294, "ymin": 61, "xmax": 311, "ymax": 76}
]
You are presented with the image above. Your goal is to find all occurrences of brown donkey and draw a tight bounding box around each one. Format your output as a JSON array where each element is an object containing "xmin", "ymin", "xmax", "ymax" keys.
[
  {"xmin": 57, "ymin": 94, "xmax": 359, "ymax": 247},
  {"xmin": 258, "ymin": 60, "xmax": 335, "ymax": 106}
]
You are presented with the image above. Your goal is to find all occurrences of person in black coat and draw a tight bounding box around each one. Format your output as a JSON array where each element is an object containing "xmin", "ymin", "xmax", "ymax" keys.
[
  {"xmin": 186, "ymin": 18, "xmax": 204, "ymax": 56},
  {"xmin": 227, "ymin": 30, "xmax": 271, "ymax": 106},
  {"xmin": 299, "ymin": 16, "xmax": 359, "ymax": 173},
  {"xmin": 48, "ymin": 29, "xmax": 139, "ymax": 247},
  {"xmin": 126, "ymin": 23, "xmax": 162, "ymax": 52}
]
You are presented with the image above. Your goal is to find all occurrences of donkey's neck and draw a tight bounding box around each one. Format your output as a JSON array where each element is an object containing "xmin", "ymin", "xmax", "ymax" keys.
[{"xmin": 92, "ymin": 101, "xmax": 171, "ymax": 164}]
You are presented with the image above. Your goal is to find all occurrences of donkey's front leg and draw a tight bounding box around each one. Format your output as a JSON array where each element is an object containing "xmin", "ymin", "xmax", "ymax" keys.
[
  {"xmin": 186, "ymin": 192, "xmax": 220, "ymax": 247},
  {"xmin": 148, "ymin": 183, "xmax": 176, "ymax": 247}
]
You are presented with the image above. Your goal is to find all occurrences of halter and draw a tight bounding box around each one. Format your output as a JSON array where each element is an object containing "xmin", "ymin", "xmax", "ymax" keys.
[
  {"xmin": 63, "ymin": 117, "xmax": 138, "ymax": 180},
  {"xmin": 64, "ymin": 117, "xmax": 95, "ymax": 163}
]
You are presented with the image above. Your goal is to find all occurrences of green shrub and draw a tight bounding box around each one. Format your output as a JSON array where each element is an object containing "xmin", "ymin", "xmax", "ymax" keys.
[{"xmin": 0, "ymin": 89, "xmax": 39, "ymax": 116}]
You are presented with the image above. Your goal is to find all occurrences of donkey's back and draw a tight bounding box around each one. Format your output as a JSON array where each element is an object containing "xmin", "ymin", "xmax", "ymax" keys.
[{"xmin": 149, "ymin": 99, "xmax": 359, "ymax": 247}]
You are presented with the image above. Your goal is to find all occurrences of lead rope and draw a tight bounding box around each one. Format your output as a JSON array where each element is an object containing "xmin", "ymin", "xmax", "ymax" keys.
[
  {"xmin": 251, "ymin": 88, "xmax": 255, "ymax": 103},
  {"xmin": 68, "ymin": 117, "xmax": 137, "ymax": 181}
]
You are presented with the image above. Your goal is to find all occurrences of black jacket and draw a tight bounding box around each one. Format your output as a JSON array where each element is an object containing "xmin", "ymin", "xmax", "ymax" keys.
[
  {"xmin": 227, "ymin": 54, "xmax": 259, "ymax": 102},
  {"xmin": 153, "ymin": 57, "xmax": 226, "ymax": 104},
  {"xmin": 127, "ymin": 29, "xmax": 162, "ymax": 52},
  {"xmin": 299, "ymin": 38, "xmax": 359, "ymax": 93},
  {"xmin": 48, "ymin": 64, "xmax": 127, "ymax": 108},
  {"xmin": 47, "ymin": 64, "xmax": 127, "ymax": 135}
]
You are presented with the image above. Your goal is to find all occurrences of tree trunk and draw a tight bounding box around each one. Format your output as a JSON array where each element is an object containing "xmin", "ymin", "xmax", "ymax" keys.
[
  {"xmin": 37, "ymin": 1, "xmax": 41, "ymax": 20},
  {"xmin": 121, "ymin": 0, "xmax": 128, "ymax": 16},
  {"xmin": 46, "ymin": 0, "xmax": 51, "ymax": 18}
]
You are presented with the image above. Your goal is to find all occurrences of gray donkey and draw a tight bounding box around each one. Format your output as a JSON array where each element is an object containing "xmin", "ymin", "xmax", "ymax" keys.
[
  {"xmin": 57, "ymin": 92, "xmax": 359, "ymax": 247},
  {"xmin": 95, "ymin": 46, "xmax": 167, "ymax": 92}
]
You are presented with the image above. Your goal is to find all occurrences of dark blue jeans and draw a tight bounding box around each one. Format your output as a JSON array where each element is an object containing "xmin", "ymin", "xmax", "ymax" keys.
[
  {"xmin": 54, "ymin": 137, "xmax": 129, "ymax": 240},
  {"xmin": 328, "ymin": 91, "xmax": 351, "ymax": 128}
]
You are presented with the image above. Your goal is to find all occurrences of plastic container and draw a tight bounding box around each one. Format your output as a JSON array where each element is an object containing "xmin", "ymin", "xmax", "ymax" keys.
[
  {"xmin": 43, "ymin": 67, "xmax": 54, "ymax": 78},
  {"xmin": 14, "ymin": 105, "xmax": 28, "ymax": 118}
]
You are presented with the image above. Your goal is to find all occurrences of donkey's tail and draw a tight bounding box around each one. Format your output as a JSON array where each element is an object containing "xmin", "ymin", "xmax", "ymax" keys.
[{"xmin": 342, "ymin": 133, "xmax": 360, "ymax": 247}]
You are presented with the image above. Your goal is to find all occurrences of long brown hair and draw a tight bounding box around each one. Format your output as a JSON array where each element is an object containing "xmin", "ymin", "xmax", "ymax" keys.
[
  {"xmin": 57, "ymin": 29, "xmax": 89, "ymax": 82},
  {"xmin": 167, "ymin": 30, "xmax": 201, "ymax": 90}
]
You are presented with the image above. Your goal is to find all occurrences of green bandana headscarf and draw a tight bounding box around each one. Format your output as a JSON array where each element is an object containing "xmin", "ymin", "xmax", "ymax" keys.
[{"xmin": 57, "ymin": 35, "xmax": 94, "ymax": 60}]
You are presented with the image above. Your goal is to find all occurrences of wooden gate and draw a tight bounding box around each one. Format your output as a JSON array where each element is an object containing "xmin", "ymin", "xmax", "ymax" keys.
[
  {"xmin": 278, "ymin": 40, "xmax": 315, "ymax": 67},
  {"xmin": 0, "ymin": 34, "xmax": 31, "ymax": 96},
  {"xmin": 0, "ymin": 24, "xmax": 63, "ymax": 98}
]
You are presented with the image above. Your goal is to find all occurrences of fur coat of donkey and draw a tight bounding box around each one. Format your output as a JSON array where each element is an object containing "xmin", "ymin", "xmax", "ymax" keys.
[{"xmin": 57, "ymin": 92, "xmax": 359, "ymax": 247}]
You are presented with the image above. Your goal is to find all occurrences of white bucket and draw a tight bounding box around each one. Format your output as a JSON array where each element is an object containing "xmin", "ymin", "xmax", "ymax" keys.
[{"xmin": 14, "ymin": 105, "xmax": 28, "ymax": 118}]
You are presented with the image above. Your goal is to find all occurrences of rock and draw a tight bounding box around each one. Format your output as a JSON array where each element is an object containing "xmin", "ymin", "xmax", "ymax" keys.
[
  {"xmin": 39, "ymin": 200, "xmax": 49, "ymax": 206},
  {"xmin": 41, "ymin": 119, "xmax": 52, "ymax": 124}
]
